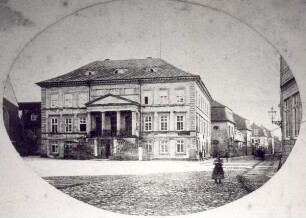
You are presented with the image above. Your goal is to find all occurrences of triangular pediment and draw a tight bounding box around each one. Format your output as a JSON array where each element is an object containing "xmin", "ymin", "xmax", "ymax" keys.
[{"xmin": 85, "ymin": 94, "xmax": 139, "ymax": 107}]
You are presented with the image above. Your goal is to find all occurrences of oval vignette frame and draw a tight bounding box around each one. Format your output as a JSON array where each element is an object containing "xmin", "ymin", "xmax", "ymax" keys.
[{"xmin": 1, "ymin": 0, "xmax": 305, "ymax": 218}]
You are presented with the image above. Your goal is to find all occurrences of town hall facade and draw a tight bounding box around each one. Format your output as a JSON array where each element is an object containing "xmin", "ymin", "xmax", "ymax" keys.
[{"xmin": 37, "ymin": 58, "xmax": 212, "ymax": 160}]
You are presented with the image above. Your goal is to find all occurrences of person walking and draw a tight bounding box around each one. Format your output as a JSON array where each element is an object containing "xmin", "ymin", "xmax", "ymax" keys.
[
  {"xmin": 212, "ymin": 156, "xmax": 224, "ymax": 184},
  {"xmin": 225, "ymin": 150, "xmax": 229, "ymax": 162},
  {"xmin": 199, "ymin": 151, "xmax": 203, "ymax": 161}
]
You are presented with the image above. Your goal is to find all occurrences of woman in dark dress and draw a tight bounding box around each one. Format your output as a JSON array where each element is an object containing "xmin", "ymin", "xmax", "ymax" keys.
[{"xmin": 212, "ymin": 156, "xmax": 224, "ymax": 184}]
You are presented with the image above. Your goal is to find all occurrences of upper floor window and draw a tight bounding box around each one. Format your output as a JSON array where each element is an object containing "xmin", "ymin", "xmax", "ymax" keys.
[
  {"xmin": 159, "ymin": 89, "xmax": 168, "ymax": 104},
  {"xmin": 65, "ymin": 118, "xmax": 73, "ymax": 133},
  {"xmin": 144, "ymin": 115, "xmax": 153, "ymax": 131},
  {"xmin": 64, "ymin": 94, "xmax": 73, "ymax": 107},
  {"xmin": 254, "ymin": 129, "xmax": 258, "ymax": 136},
  {"xmin": 50, "ymin": 94, "xmax": 58, "ymax": 108},
  {"xmin": 175, "ymin": 89, "xmax": 185, "ymax": 103},
  {"xmin": 292, "ymin": 94, "xmax": 301, "ymax": 137},
  {"xmin": 160, "ymin": 115, "xmax": 169, "ymax": 131},
  {"xmin": 79, "ymin": 117, "xmax": 86, "ymax": 132},
  {"xmin": 79, "ymin": 93, "xmax": 88, "ymax": 107},
  {"xmin": 50, "ymin": 118, "xmax": 58, "ymax": 133},
  {"xmin": 284, "ymin": 98, "xmax": 290, "ymax": 137},
  {"xmin": 176, "ymin": 115, "xmax": 184, "ymax": 131},
  {"xmin": 143, "ymin": 90, "xmax": 152, "ymax": 105}
]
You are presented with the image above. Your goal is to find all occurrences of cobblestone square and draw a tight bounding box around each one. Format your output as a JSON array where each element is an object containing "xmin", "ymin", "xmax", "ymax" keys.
[{"xmin": 46, "ymin": 170, "xmax": 249, "ymax": 216}]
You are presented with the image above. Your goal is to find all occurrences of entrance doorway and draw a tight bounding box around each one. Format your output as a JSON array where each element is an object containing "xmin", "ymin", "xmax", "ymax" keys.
[
  {"xmin": 110, "ymin": 116, "xmax": 117, "ymax": 136},
  {"xmin": 101, "ymin": 139, "xmax": 112, "ymax": 159}
]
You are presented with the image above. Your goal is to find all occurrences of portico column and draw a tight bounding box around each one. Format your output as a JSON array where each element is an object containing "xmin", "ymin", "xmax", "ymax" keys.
[
  {"xmin": 117, "ymin": 111, "xmax": 121, "ymax": 135},
  {"xmin": 132, "ymin": 111, "xmax": 137, "ymax": 135},
  {"xmin": 101, "ymin": 112, "xmax": 105, "ymax": 135},
  {"xmin": 86, "ymin": 112, "xmax": 91, "ymax": 134}
]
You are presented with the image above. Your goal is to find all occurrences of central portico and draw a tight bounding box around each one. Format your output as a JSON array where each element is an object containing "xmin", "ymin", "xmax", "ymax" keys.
[{"xmin": 85, "ymin": 94, "xmax": 139, "ymax": 158}]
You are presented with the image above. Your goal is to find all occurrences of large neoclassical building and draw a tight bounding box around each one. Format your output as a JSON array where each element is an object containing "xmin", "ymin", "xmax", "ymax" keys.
[{"xmin": 37, "ymin": 58, "xmax": 212, "ymax": 160}]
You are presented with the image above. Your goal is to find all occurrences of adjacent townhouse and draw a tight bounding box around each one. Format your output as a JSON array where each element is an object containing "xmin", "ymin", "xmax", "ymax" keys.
[
  {"xmin": 261, "ymin": 125, "xmax": 274, "ymax": 154},
  {"xmin": 36, "ymin": 58, "xmax": 213, "ymax": 160},
  {"xmin": 251, "ymin": 123, "xmax": 268, "ymax": 152},
  {"xmin": 233, "ymin": 113, "xmax": 252, "ymax": 156},
  {"xmin": 210, "ymin": 100, "xmax": 235, "ymax": 157}
]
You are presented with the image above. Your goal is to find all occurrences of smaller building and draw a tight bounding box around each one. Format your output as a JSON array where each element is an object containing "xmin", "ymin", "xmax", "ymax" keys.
[
  {"xmin": 18, "ymin": 102, "xmax": 41, "ymax": 155},
  {"xmin": 251, "ymin": 123, "xmax": 268, "ymax": 153},
  {"xmin": 233, "ymin": 113, "xmax": 252, "ymax": 156},
  {"xmin": 210, "ymin": 100, "xmax": 235, "ymax": 157},
  {"xmin": 261, "ymin": 125, "xmax": 274, "ymax": 155},
  {"xmin": 2, "ymin": 77, "xmax": 25, "ymax": 155},
  {"xmin": 234, "ymin": 128, "xmax": 246, "ymax": 155}
]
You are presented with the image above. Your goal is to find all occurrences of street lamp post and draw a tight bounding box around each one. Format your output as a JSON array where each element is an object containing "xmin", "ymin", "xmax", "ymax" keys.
[{"xmin": 268, "ymin": 106, "xmax": 282, "ymax": 127}]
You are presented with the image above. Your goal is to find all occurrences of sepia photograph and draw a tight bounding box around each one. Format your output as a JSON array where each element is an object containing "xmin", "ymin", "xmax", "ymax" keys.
[{"xmin": 0, "ymin": 0, "xmax": 305, "ymax": 217}]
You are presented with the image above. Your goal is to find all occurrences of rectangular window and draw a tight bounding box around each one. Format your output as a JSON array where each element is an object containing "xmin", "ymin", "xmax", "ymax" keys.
[
  {"xmin": 51, "ymin": 118, "xmax": 58, "ymax": 133},
  {"xmin": 175, "ymin": 89, "xmax": 185, "ymax": 103},
  {"xmin": 159, "ymin": 89, "xmax": 168, "ymax": 104},
  {"xmin": 50, "ymin": 94, "xmax": 58, "ymax": 108},
  {"xmin": 143, "ymin": 90, "xmax": 152, "ymax": 105},
  {"xmin": 284, "ymin": 98, "xmax": 290, "ymax": 137},
  {"xmin": 254, "ymin": 129, "xmax": 258, "ymax": 136},
  {"xmin": 160, "ymin": 141, "xmax": 168, "ymax": 154},
  {"xmin": 144, "ymin": 116, "xmax": 153, "ymax": 131},
  {"xmin": 51, "ymin": 141, "xmax": 58, "ymax": 154},
  {"xmin": 160, "ymin": 115, "xmax": 168, "ymax": 131},
  {"xmin": 292, "ymin": 94, "xmax": 301, "ymax": 137},
  {"xmin": 79, "ymin": 93, "xmax": 88, "ymax": 107},
  {"xmin": 79, "ymin": 117, "xmax": 86, "ymax": 132},
  {"xmin": 65, "ymin": 118, "xmax": 73, "ymax": 133},
  {"xmin": 145, "ymin": 141, "xmax": 153, "ymax": 153},
  {"xmin": 176, "ymin": 140, "xmax": 184, "ymax": 153},
  {"xmin": 64, "ymin": 94, "xmax": 73, "ymax": 107},
  {"xmin": 176, "ymin": 115, "xmax": 184, "ymax": 130}
]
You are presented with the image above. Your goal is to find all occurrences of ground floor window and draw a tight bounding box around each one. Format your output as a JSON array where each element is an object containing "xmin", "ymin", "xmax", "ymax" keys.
[
  {"xmin": 51, "ymin": 141, "xmax": 58, "ymax": 154},
  {"xmin": 159, "ymin": 140, "xmax": 168, "ymax": 154},
  {"xmin": 79, "ymin": 117, "xmax": 87, "ymax": 132},
  {"xmin": 176, "ymin": 140, "xmax": 184, "ymax": 153},
  {"xmin": 145, "ymin": 141, "xmax": 153, "ymax": 153}
]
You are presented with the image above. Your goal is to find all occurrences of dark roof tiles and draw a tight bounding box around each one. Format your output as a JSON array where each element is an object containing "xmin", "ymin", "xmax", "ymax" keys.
[
  {"xmin": 37, "ymin": 58, "xmax": 197, "ymax": 85},
  {"xmin": 233, "ymin": 113, "xmax": 251, "ymax": 131},
  {"xmin": 211, "ymin": 100, "xmax": 235, "ymax": 123}
]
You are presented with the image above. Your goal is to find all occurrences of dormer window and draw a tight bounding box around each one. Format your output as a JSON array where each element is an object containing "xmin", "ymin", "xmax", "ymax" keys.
[
  {"xmin": 114, "ymin": 69, "xmax": 128, "ymax": 74},
  {"xmin": 146, "ymin": 68, "xmax": 158, "ymax": 73},
  {"xmin": 85, "ymin": 71, "xmax": 96, "ymax": 76}
]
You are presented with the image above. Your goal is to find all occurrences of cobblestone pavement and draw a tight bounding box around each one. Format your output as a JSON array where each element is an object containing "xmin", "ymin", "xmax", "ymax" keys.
[{"xmin": 46, "ymin": 170, "xmax": 249, "ymax": 216}]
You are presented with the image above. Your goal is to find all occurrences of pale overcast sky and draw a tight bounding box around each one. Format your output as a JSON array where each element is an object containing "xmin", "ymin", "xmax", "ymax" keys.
[{"xmin": 8, "ymin": 0, "xmax": 281, "ymax": 135}]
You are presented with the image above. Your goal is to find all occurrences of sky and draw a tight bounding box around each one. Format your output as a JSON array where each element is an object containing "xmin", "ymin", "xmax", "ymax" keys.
[{"xmin": 7, "ymin": 0, "xmax": 281, "ymax": 135}]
